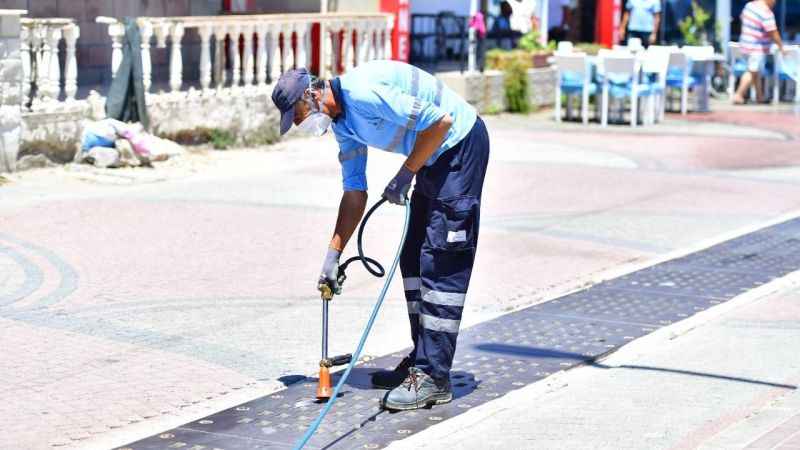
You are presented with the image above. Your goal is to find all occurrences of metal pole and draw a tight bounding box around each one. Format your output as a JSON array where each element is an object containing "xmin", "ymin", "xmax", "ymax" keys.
[
  {"xmin": 321, "ymin": 300, "xmax": 329, "ymax": 361},
  {"xmin": 716, "ymin": 0, "xmax": 731, "ymax": 57},
  {"xmin": 468, "ymin": 0, "xmax": 477, "ymax": 72},
  {"xmin": 319, "ymin": 0, "xmax": 328, "ymax": 76}
]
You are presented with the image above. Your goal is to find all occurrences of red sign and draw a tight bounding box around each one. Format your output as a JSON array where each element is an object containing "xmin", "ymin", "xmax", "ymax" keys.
[{"xmin": 380, "ymin": 0, "xmax": 410, "ymax": 61}]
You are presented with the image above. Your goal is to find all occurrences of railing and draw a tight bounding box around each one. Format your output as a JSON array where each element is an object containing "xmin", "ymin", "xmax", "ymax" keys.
[
  {"xmin": 20, "ymin": 18, "xmax": 80, "ymax": 109},
  {"xmin": 97, "ymin": 13, "xmax": 394, "ymax": 95}
]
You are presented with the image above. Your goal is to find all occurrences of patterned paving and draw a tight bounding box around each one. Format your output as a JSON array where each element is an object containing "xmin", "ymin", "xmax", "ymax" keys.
[{"xmin": 118, "ymin": 217, "xmax": 800, "ymax": 449}]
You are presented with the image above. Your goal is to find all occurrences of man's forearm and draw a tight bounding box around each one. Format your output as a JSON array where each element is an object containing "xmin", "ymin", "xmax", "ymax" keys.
[
  {"xmin": 652, "ymin": 13, "xmax": 661, "ymax": 37},
  {"xmin": 330, "ymin": 190, "xmax": 368, "ymax": 251},
  {"xmin": 404, "ymin": 114, "xmax": 453, "ymax": 172},
  {"xmin": 770, "ymin": 30, "xmax": 784, "ymax": 52}
]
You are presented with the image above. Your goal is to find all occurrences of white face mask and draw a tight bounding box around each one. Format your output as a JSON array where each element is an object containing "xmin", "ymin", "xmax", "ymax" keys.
[
  {"xmin": 297, "ymin": 112, "xmax": 332, "ymax": 137},
  {"xmin": 297, "ymin": 89, "xmax": 332, "ymax": 137}
]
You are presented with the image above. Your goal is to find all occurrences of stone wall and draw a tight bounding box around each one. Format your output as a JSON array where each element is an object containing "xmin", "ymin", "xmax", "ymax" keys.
[
  {"xmin": 436, "ymin": 67, "xmax": 556, "ymax": 114},
  {"xmin": 16, "ymin": 84, "xmax": 280, "ymax": 165}
]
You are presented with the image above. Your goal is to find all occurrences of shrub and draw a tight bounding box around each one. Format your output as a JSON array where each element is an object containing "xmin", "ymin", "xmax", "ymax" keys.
[
  {"xmin": 504, "ymin": 57, "xmax": 530, "ymax": 113},
  {"xmin": 209, "ymin": 129, "xmax": 237, "ymax": 150},
  {"xmin": 679, "ymin": 1, "xmax": 711, "ymax": 45}
]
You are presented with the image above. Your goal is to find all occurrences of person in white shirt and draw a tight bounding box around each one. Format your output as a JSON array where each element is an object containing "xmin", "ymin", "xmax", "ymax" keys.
[{"xmin": 508, "ymin": 0, "xmax": 538, "ymax": 34}]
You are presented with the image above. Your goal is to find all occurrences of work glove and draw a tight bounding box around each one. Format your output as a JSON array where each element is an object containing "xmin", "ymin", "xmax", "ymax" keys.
[
  {"xmin": 318, "ymin": 247, "xmax": 341, "ymax": 299},
  {"xmin": 382, "ymin": 165, "xmax": 415, "ymax": 205}
]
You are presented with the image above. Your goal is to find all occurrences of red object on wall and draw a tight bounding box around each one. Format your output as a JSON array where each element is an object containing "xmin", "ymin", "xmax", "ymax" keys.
[
  {"xmin": 380, "ymin": 0, "xmax": 410, "ymax": 61},
  {"xmin": 595, "ymin": 0, "xmax": 622, "ymax": 48}
]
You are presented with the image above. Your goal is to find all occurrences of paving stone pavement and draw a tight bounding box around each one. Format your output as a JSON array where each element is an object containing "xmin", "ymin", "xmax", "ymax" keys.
[{"xmin": 1, "ymin": 104, "xmax": 799, "ymax": 449}]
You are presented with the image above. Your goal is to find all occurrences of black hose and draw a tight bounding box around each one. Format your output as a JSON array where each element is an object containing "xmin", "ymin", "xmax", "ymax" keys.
[{"xmin": 337, "ymin": 198, "xmax": 389, "ymax": 283}]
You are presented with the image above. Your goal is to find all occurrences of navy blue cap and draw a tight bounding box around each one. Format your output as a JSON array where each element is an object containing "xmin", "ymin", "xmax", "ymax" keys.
[{"xmin": 271, "ymin": 68, "xmax": 311, "ymax": 135}]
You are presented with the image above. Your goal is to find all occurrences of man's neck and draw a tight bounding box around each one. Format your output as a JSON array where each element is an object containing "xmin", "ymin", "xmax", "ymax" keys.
[{"xmin": 323, "ymin": 80, "xmax": 342, "ymax": 120}]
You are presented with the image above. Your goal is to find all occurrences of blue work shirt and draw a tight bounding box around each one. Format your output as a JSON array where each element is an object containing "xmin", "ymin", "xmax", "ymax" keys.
[
  {"xmin": 627, "ymin": 0, "xmax": 661, "ymax": 32},
  {"xmin": 330, "ymin": 60, "xmax": 477, "ymax": 192}
]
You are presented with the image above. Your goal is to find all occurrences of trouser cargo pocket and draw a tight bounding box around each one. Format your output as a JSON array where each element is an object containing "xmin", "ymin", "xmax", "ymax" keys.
[{"xmin": 426, "ymin": 195, "xmax": 479, "ymax": 252}]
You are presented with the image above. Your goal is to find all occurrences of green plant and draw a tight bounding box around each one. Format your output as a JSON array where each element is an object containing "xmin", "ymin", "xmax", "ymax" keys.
[
  {"xmin": 484, "ymin": 103, "xmax": 502, "ymax": 115},
  {"xmin": 517, "ymin": 29, "xmax": 545, "ymax": 52},
  {"xmin": 504, "ymin": 57, "xmax": 530, "ymax": 113},
  {"xmin": 209, "ymin": 129, "xmax": 236, "ymax": 150},
  {"xmin": 241, "ymin": 124, "xmax": 280, "ymax": 147},
  {"xmin": 574, "ymin": 42, "xmax": 602, "ymax": 55},
  {"xmin": 678, "ymin": 1, "xmax": 711, "ymax": 45}
]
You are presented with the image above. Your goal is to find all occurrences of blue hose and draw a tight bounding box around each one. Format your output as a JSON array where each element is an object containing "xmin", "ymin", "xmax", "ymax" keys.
[{"xmin": 293, "ymin": 198, "xmax": 411, "ymax": 450}]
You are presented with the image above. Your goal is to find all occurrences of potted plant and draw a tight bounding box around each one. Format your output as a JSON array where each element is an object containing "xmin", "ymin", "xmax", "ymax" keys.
[{"xmin": 516, "ymin": 28, "xmax": 556, "ymax": 68}]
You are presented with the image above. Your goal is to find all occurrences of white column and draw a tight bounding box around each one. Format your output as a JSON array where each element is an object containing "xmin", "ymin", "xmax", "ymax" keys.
[
  {"xmin": 20, "ymin": 25, "xmax": 31, "ymax": 108},
  {"xmin": 228, "ymin": 24, "xmax": 241, "ymax": 87},
  {"xmin": 242, "ymin": 24, "xmax": 254, "ymax": 86},
  {"xmin": 384, "ymin": 16, "xmax": 393, "ymax": 60},
  {"xmin": 356, "ymin": 22, "xmax": 370, "ymax": 66},
  {"xmin": 283, "ymin": 24, "xmax": 295, "ymax": 71},
  {"xmin": 169, "ymin": 22, "xmax": 184, "ymax": 93},
  {"xmin": 717, "ymin": 1, "xmax": 731, "ymax": 58},
  {"xmin": 63, "ymin": 23, "xmax": 79, "ymax": 101},
  {"xmin": 109, "ymin": 23, "xmax": 125, "ymax": 79},
  {"xmin": 328, "ymin": 22, "xmax": 341, "ymax": 76},
  {"xmin": 42, "ymin": 26, "xmax": 61, "ymax": 102},
  {"xmin": 296, "ymin": 23, "xmax": 309, "ymax": 70},
  {"xmin": 0, "ymin": 10, "xmax": 24, "ymax": 173},
  {"xmin": 199, "ymin": 24, "xmax": 213, "ymax": 90},
  {"xmin": 213, "ymin": 25, "xmax": 227, "ymax": 88},
  {"xmin": 255, "ymin": 25, "xmax": 268, "ymax": 85},
  {"xmin": 468, "ymin": 0, "xmax": 477, "ymax": 72},
  {"xmin": 342, "ymin": 22, "xmax": 353, "ymax": 72},
  {"xmin": 139, "ymin": 20, "xmax": 153, "ymax": 93},
  {"xmin": 267, "ymin": 24, "xmax": 281, "ymax": 83}
]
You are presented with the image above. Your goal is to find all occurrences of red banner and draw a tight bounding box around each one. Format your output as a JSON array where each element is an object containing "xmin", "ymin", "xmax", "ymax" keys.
[
  {"xmin": 595, "ymin": 0, "xmax": 622, "ymax": 48},
  {"xmin": 380, "ymin": 0, "xmax": 410, "ymax": 61}
]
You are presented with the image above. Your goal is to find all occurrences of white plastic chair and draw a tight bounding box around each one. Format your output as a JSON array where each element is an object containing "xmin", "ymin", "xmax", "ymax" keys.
[
  {"xmin": 777, "ymin": 46, "xmax": 800, "ymax": 107},
  {"xmin": 666, "ymin": 51, "xmax": 692, "ymax": 114},
  {"xmin": 599, "ymin": 54, "xmax": 642, "ymax": 127},
  {"xmin": 627, "ymin": 37, "xmax": 644, "ymax": 53},
  {"xmin": 554, "ymin": 53, "xmax": 595, "ymax": 124},
  {"xmin": 727, "ymin": 42, "xmax": 749, "ymax": 103},
  {"xmin": 642, "ymin": 47, "xmax": 671, "ymax": 123},
  {"xmin": 557, "ymin": 41, "xmax": 574, "ymax": 54}
]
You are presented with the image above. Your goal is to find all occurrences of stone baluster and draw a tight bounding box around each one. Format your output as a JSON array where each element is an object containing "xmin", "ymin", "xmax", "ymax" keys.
[
  {"xmin": 282, "ymin": 24, "xmax": 295, "ymax": 71},
  {"xmin": 139, "ymin": 20, "xmax": 153, "ymax": 93},
  {"xmin": 0, "ymin": 10, "xmax": 25, "ymax": 173},
  {"xmin": 295, "ymin": 23, "xmax": 309, "ymax": 71},
  {"xmin": 368, "ymin": 22, "xmax": 379, "ymax": 61},
  {"xmin": 255, "ymin": 25, "xmax": 268, "ymax": 85},
  {"xmin": 213, "ymin": 25, "xmax": 227, "ymax": 88},
  {"xmin": 384, "ymin": 16, "xmax": 394, "ymax": 60},
  {"xmin": 341, "ymin": 22, "xmax": 353, "ymax": 73},
  {"xmin": 109, "ymin": 22, "xmax": 125, "ymax": 79},
  {"xmin": 169, "ymin": 22, "xmax": 184, "ymax": 93},
  {"xmin": 19, "ymin": 25, "xmax": 30, "ymax": 108},
  {"xmin": 327, "ymin": 21, "xmax": 342, "ymax": 77},
  {"xmin": 228, "ymin": 24, "xmax": 241, "ymax": 87},
  {"xmin": 153, "ymin": 21, "xmax": 169, "ymax": 48},
  {"xmin": 62, "ymin": 23, "xmax": 80, "ymax": 101},
  {"xmin": 47, "ymin": 27, "xmax": 62, "ymax": 101},
  {"xmin": 198, "ymin": 24, "xmax": 213, "ymax": 90},
  {"xmin": 267, "ymin": 24, "xmax": 280, "ymax": 83},
  {"xmin": 242, "ymin": 25, "xmax": 254, "ymax": 86},
  {"xmin": 356, "ymin": 22, "xmax": 371, "ymax": 66}
]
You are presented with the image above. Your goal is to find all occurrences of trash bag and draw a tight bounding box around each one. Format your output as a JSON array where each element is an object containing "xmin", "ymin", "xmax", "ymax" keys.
[
  {"xmin": 85, "ymin": 147, "xmax": 121, "ymax": 168},
  {"xmin": 106, "ymin": 18, "xmax": 149, "ymax": 130},
  {"xmin": 80, "ymin": 118, "xmax": 129, "ymax": 151}
]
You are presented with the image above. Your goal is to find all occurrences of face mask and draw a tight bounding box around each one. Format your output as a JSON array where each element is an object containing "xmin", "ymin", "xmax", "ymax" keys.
[
  {"xmin": 297, "ymin": 89, "xmax": 332, "ymax": 136},
  {"xmin": 297, "ymin": 112, "xmax": 332, "ymax": 136}
]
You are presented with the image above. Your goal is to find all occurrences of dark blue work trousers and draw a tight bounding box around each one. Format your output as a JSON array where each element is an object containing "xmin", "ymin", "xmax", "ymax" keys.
[{"xmin": 400, "ymin": 116, "xmax": 490, "ymax": 383}]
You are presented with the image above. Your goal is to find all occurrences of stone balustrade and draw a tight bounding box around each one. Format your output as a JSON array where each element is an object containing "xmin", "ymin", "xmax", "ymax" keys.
[
  {"xmin": 97, "ymin": 13, "xmax": 394, "ymax": 95},
  {"xmin": 20, "ymin": 17, "xmax": 80, "ymax": 110}
]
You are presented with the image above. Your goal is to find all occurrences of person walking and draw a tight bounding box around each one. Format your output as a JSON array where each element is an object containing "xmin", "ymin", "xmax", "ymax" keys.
[
  {"xmin": 734, "ymin": 0, "xmax": 786, "ymax": 104},
  {"xmin": 270, "ymin": 60, "xmax": 490, "ymax": 411},
  {"xmin": 619, "ymin": 0, "xmax": 662, "ymax": 47}
]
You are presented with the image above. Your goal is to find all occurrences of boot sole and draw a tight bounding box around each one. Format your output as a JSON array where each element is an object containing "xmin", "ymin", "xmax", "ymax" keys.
[{"xmin": 380, "ymin": 392, "xmax": 453, "ymax": 411}]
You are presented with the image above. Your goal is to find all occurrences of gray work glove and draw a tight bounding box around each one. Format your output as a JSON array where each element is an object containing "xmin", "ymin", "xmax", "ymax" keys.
[
  {"xmin": 382, "ymin": 165, "xmax": 415, "ymax": 205},
  {"xmin": 318, "ymin": 247, "xmax": 341, "ymax": 299}
]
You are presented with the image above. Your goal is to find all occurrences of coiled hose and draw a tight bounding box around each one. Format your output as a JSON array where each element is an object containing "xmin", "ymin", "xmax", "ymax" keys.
[{"xmin": 293, "ymin": 197, "xmax": 411, "ymax": 449}]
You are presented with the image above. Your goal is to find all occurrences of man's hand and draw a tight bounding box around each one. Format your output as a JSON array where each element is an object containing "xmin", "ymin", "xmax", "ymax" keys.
[
  {"xmin": 382, "ymin": 165, "xmax": 415, "ymax": 205},
  {"xmin": 318, "ymin": 247, "xmax": 341, "ymax": 298}
]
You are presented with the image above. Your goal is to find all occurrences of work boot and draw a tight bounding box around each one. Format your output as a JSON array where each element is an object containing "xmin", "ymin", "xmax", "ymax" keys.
[
  {"xmin": 370, "ymin": 355, "xmax": 413, "ymax": 389},
  {"xmin": 381, "ymin": 367, "xmax": 452, "ymax": 411}
]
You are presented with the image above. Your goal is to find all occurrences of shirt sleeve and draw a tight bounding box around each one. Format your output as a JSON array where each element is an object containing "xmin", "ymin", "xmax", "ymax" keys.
[
  {"xmin": 762, "ymin": 11, "xmax": 777, "ymax": 32},
  {"xmin": 652, "ymin": 0, "xmax": 661, "ymax": 13},
  {"xmin": 336, "ymin": 134, "xmax": 368, "ymax": 192},
  {"xmin": 366, "ymin": 84, "xmax": 447, "ymax": 132}
]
